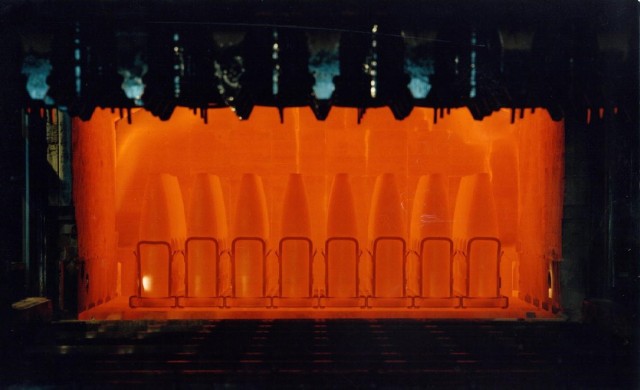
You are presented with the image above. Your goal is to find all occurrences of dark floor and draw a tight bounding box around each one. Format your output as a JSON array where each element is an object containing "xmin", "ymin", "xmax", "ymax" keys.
[{"xmin": 2, "ymin": 319, "xmax": 637, "ymax": 388}]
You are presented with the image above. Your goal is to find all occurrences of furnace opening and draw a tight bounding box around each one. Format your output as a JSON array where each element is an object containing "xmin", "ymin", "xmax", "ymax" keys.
[{"xmin": 73, "ymin": 106, "xmax": 563, "ymax": 319}]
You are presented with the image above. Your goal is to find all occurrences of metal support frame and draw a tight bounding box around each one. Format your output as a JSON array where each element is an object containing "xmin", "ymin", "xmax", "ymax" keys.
[
  {"xmin": 323, "ymin": 236, "xmax": 361, "ymax": 298},
  {"xmin": 183, "ymin": 236, "xmax": 221, "ymax": 298},
  {"xmin": 418, "ymin": 236, "xmax": 455, "ymax": 298},
  {"xmin": 130, "ymin": 240, "xmax": 176, "ymax": 308},
  {"xmin": 370, "ymin": 236, "xmax": 407, "ymax": 298},
  {"xmin": 230, "ymin": 236, "xmax": 268, "ymax": 298},
  {"xmin": 277, "ymin": 236, "xmax": 315, "ymax": 298},
  {"xmin": 464, "ymin": 236, "xmax": 502, "ymax": 297}
]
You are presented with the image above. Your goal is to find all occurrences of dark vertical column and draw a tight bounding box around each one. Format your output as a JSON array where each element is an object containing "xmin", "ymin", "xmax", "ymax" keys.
[
  {"xmin": 607, "ymin": 1, "xmax": 639, "ymax": 313},
  {"xmin": 562, "ymin": 107, "xmax": 639, "ymax": 321},
  {"xmin": 628, "ymin": 4, "xmax": 639, "ymax": 324},
  {"xmin": 561, "ymin": 116, "xmax": 604, "ymax": 320},
  {"xmin": 605, "ymin": 113, "xmax": 639, "ymax": 310},
  {"xmin": 586, "ymin": 117, "xmax": 609, "ymax": 300},
  {"xmin": 597, "ymin": 0, "xmax": 640, "ymax": 316},
  {"xmin": 24, "ymin": 110, "xmax": 56, "ymax": 302},
  {"xmin": 634, "ymin": 6, "xmax": 640, "ymax": 324},
  {"xmin": 561, "ymin": 1, "xmax": 639, "ymax": 322},
  {"xmin": 0, "ymin": 23, "xmax": 26, "ymax": 318}
]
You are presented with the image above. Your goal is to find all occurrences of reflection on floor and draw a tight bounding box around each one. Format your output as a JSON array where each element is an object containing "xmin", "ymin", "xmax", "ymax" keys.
[
  {"xmin": 79, "ymin": 296, "xmax": 555, "ymax": 320},
  {"xmin": 3, "ymin": 319, "xmax": 635, "ymax": 388}
]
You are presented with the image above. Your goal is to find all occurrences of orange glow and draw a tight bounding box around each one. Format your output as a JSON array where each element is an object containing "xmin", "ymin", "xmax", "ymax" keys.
[
  {"xmin": 233, "ymin": 173, "xmax": 270, "ymax": 298},
  {"xmin": 410, "ymin": 174, "xmax": 452, "ymax": 299},
  {"xmin": 452, "ymin": 173, "xmax": 499, "ymax": 297},
  {"xmin": 73, "ymin": 106, "xmax": 564, "ymax": 317},
  {"xmin": 325, "ymin": 173, "xmax": 359, "ymax": 300},
  {"xmin": 368, "ymin": 173, "xmax": 406, "ymax": 301},
  {"xmin": 279, "ymin": 173, "xmax": 313, "ymax": 298},
  {"xmin": 138, "ymin": 173, "xmax": 186, "ymax": 298},
  {"xmin": 186, "ymin": 173, "xmax": 228, "ymax": 298}
]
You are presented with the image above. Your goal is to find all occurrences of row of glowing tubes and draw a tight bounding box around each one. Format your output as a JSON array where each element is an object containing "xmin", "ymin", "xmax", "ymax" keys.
[{"xmin": 137, "ymin": 171, "xmax": 505, "ymax": 305}]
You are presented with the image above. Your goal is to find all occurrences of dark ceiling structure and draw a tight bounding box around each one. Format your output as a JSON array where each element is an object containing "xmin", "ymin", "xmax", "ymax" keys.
[{"xmin": 1, "ymin": 0, "xmax": 637, "ymax": 123}]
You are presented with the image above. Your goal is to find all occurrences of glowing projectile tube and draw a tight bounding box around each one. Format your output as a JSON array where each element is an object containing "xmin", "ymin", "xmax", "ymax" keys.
[
  {"xmin": 490, "ymin": 139, "xmax": 519, "ymax": 246},
  {"xmin": 186, "ymin": 173, "xmax": 228, "ymax": 298},
  {"xmin": 490, "ymin": 139, "xmax": 519, "ymax": 296},
  {"xmin": 233, "ymin": 173, "xmax": 269, "ymax": 298},
  {"xmin": 280, "ymin": 173, "xmax": 313, "ymax": 298},
  {"xmin": 138, "ymin": 174, "xmax": 187, "ymax": 298},
  {"xmin": 410, "ymin": 174, "xmax": 452, "ymax": 297},
  {"xmin": 325, "ymin": 173, "xmax": 359, "ymax": 298},
  {"xmin": 281, "ymin": 174, "xmax": 311, "ymax": 237},
  {"xmin": 368, "ymin": 173, "xmax": 406, "ymax": 298},
  {"xmin": 452, "ymin": 173, "xmax": 500, "ymax": 297}
]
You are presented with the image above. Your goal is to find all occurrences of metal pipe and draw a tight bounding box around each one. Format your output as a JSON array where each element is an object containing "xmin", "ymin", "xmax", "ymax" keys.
[{"xmin": 23, "ymin": 110, "xmax": 30, "ymax": 294}]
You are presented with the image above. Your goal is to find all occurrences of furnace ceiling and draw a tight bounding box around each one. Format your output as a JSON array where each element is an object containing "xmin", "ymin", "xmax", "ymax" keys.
[{"xmin": 4, "ymin": 0, "xmax": 636, "ymax": 123}]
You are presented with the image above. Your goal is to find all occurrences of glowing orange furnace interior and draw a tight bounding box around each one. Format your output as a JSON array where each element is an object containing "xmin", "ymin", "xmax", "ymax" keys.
[{"xmin": 73, "ymin": 106, "xmax": 564, "ymax": 318}]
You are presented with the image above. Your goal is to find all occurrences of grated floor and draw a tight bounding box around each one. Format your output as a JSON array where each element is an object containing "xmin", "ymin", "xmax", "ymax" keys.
[{"xmin": 2, "ymin": 319, "xmax": 637, "ymax": 388}]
